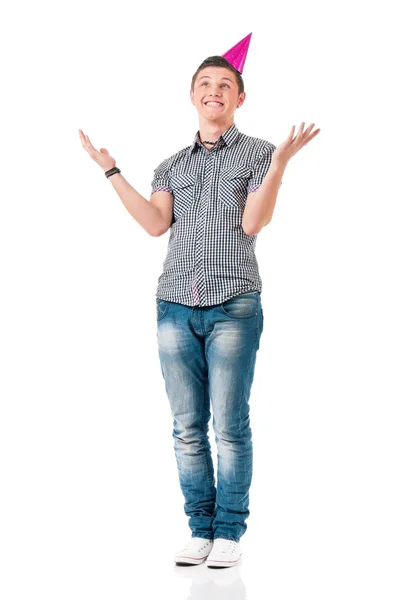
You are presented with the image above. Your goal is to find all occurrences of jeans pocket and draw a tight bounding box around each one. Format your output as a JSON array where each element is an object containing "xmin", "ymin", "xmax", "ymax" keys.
[
  {"xmin": 220, "ymin": 292, "xmax": 258, "ymax": 319},
  {"xmin": 156, "ymin": 298, "xmax": 169, "ymax": 321}
]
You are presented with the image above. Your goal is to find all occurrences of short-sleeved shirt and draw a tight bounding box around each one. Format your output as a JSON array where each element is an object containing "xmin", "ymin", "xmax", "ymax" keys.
[{"xmin": 151, "ymin": 123, "xmax": 281, "ymax": 307}]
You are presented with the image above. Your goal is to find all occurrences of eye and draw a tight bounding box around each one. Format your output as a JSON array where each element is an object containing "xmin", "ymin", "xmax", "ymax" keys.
[{"xmin": 200, "ymin": 81, "xmax": 230, "ymax": 88}]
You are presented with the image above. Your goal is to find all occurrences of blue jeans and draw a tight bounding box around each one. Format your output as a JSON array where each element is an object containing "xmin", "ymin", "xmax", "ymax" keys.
[{"xmin": 156, "ymin": 291, "xmax": 264, "ymax": 543}]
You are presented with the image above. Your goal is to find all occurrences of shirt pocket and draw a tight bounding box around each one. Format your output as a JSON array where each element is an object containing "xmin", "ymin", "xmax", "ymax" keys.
[
  {"xmin": 219, "ymin": 165, "xmax": 252, "ymax": 210},
  {"xmin": 170, "ymin": 172, "xmax": 197, "ymax": 221}
]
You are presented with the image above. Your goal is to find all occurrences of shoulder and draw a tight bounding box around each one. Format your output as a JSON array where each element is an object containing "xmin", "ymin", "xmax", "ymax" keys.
[
  {"xmin": 153, "ymin": 145, "xmax": 192, "ymax": 172},
  {"xmin": 238, "ymin": 132, "xmax": 277, "ymax": 158}
]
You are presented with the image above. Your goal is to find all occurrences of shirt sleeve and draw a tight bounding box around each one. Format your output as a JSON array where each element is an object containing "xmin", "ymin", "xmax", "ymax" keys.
[
  {"xmin": 247, "ymin": 143, "xmax": 282, "ymax": 194},
  {"xmin": 150, "ymin": 157, "xmax": 172, "ymax": 196}
]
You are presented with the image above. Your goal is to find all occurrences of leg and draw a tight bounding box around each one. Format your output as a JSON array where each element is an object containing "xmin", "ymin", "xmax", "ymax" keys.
[
  {"xmin": 205, "ymin": 292, "xmax": 264, "ymax": 542},
  {"xmin": 156, "ymin": 298, "xmax": 216, "ymax": 539}
]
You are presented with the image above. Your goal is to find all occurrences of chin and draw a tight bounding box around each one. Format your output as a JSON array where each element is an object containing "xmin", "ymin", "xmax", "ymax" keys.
[{"xmin": 200, "ymin": 109, "xmax": 225, "ymax": 118}]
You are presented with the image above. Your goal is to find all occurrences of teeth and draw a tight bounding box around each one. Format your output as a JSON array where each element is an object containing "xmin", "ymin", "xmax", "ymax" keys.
[{"xmin": 206, "ymin": 102, "xmax": 223, "ymax": 106}]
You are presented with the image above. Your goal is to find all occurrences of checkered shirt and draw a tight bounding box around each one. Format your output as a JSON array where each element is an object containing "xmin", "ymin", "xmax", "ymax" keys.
[{"xmin": 151, "ymin": 123, "xmax": 280, "ymax": 307}]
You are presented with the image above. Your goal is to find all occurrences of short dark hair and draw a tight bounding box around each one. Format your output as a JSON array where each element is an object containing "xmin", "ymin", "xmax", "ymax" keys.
[{"xmin": 191, "ymin": 55, "xmax": 244, "ymax": 95}]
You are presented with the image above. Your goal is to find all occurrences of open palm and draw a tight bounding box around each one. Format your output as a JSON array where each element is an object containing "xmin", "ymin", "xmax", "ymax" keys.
[
  {"xmin": 272, "ymin": 122, "xmax": 321, "ymax": 165},
  {"xmin": 78, "ymin": 129, "xmax": 116, "ymax": 172}
]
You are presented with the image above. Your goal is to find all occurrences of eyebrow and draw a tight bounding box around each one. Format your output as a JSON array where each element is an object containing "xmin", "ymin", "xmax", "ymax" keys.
[{"xmin": 197, "ymin": 76, "xmax": 234, "ymax": 83}]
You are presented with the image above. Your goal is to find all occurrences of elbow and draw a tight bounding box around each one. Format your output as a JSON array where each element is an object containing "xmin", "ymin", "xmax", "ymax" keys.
[
  {"xmin": 242, "ymin": 221, "xmax": 255, "ymax": 236},
  {"xmin": 243, "ymin": 223, "xmax": 259, "ymax": 236},
  {"xmin": 243, "ymin": 227, "xmax": 255, "ymax": 236},
  {"xmin": 245, "ymin": 220, "xmax": 271, "ymax": 236},
  {"xmin": 262, "ymin": 217, "xmax": 272, "ymax": 228},
  {"xmin": 243, "ymin": 214, "xmax": 272, "ymax": 236},
  {"xmin": 152, "ymin": 226, "xmax": 169, "ymax": 237}
]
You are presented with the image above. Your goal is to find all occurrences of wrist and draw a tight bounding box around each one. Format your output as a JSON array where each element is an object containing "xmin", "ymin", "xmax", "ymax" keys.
[
  {"xmin": 270, "ymin": 158, "xmax": 287, "ymax": 173},
  {"xmin": 104, "ymin": 166, "xmax": 121, "ymax": 179}
]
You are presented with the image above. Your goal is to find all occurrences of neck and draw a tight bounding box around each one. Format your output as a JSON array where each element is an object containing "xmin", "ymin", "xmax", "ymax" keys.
[{"xmin": 198, "ymin": 117, "xmax": 234, "ymax": 145}]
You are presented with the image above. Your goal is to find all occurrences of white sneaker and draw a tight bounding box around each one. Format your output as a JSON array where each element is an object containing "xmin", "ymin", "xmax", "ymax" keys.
[
  {"xmin": 174, "ymin": 537, "xmax": 214, "ymax": 565},
  {"xmin": 206, "ymin": 538, "xmax": 242, "ymax": 568}
]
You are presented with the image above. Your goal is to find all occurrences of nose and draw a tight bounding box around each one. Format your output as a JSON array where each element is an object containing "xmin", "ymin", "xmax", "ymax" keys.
[{"xmin": 208, "ymin": 86, "xmax": 221, "ymax": 97}]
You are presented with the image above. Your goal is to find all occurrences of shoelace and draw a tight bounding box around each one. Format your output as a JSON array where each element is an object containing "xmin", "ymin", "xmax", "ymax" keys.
[
  {"xmin": 198, "ymin": 540, "xmax": 212, "ymax": 551},
  {"xmin": 214, "ymin": 539, "xmax": 237, "ymax": 553},
  {"xmin": 183, "ymin": 539, "xmax": 212, "ymax": 552}
]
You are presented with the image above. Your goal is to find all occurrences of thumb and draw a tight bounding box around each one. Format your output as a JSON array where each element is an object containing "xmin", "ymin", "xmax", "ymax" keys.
[{"xmin": 99, "ymin": 148, "xmax": 109, "ymax": 155}]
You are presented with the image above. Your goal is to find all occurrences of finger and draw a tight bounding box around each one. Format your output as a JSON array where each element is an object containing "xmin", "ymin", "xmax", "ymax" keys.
[
  {"xmin": 79, "ymin": 130, "xmax": 92, "ymax": 150},
  {"xmin": 305, "ymin": 127, "xmax": 320, "ymax": 140},
  {"xmin": 293, "ymin": 122, "xmax": 305, "ymax": 143},
  {"xmin": 308, "ymin": 128, "xmax": 321, "ymax": 142},
  {"xmin": 300, "ymin": 123, "xmax": 315, "ymax": 143},
  {"xmin": 301, "ymin": 128, "xmax": 321, "ymax": 147},
  {"xmin": 305, "ymin": 123, "xmax": 315, "ymax": 135},
  {"xmin": 80, "ymin": 132, "xmax": 99, "ymax": 157},
  {"xmin": 85, "ymin": 135, "xmax": 100, "ymax": 155},
  {"xmin": 78, "ymin": 129, "xmax": 87, "ymax": 146}
]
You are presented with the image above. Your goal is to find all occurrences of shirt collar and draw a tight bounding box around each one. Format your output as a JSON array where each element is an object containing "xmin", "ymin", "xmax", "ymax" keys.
[{"xmin": 188, "ymin": 123, "xmax": 240, "ymax": 155}]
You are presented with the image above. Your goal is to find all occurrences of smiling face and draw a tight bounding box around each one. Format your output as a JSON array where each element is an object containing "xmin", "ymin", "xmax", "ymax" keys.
[{"xmin": 190, "ymin": 66, "xmax": 246, "ymax": 123}]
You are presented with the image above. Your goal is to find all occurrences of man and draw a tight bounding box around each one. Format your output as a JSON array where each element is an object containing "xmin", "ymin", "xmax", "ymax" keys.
[{"xmin": 79, "ymin": 33, "xmax": 320, "ymax": 568}]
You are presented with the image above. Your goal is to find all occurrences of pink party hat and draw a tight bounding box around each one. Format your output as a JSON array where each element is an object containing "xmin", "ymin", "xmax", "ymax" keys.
[{"xmin": 222, "ymin": 33, "xmax": 252, "ymax": 73}]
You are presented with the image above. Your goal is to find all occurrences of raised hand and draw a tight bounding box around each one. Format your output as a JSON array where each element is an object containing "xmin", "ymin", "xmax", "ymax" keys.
[
  {"xmin": 78, "ymin": 129, "xmax": 116, "ymax": 172},
  {"xmin": 272, "ymin": 122, "xmax": 321, "ymax": 166}
]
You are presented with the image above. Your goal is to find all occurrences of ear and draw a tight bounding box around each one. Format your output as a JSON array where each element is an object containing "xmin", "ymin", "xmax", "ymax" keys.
[
  {"xmin": 190, "ymin": 89, "xmax": 195, "ymax": 105},
  {"xmin": 237, "ymin": 91, "xmax": 246, "ymax": 108}
]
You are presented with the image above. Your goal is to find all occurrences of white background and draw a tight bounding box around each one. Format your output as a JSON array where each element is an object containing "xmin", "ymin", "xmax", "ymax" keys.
[{"xmin": 1, "ymin": 0, "xmax": 397, "ymax": 598}]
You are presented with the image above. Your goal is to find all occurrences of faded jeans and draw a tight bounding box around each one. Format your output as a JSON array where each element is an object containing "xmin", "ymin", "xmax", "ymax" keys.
[{"xmin": 156, "ymin": 291, "xmax": 264, "ymax": 542}]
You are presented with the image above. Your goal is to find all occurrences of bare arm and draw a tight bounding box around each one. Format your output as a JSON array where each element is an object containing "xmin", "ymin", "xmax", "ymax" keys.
[
  {"xmin": 78, "ymin": 129, "xmax": 164, "ymax": 237},
  {"xmin": 107, "ymin": 172, "xmax": 166, "ymax": 237},
  {"xmin": 242, "ymin": 161, "xmax": 286, "ymax": 235}
]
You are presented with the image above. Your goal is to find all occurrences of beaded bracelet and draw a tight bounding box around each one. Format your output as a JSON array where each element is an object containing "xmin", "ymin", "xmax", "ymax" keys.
[{"xmin": 105, "ymin": 167, "xmax": 121, "ymax": 178}]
